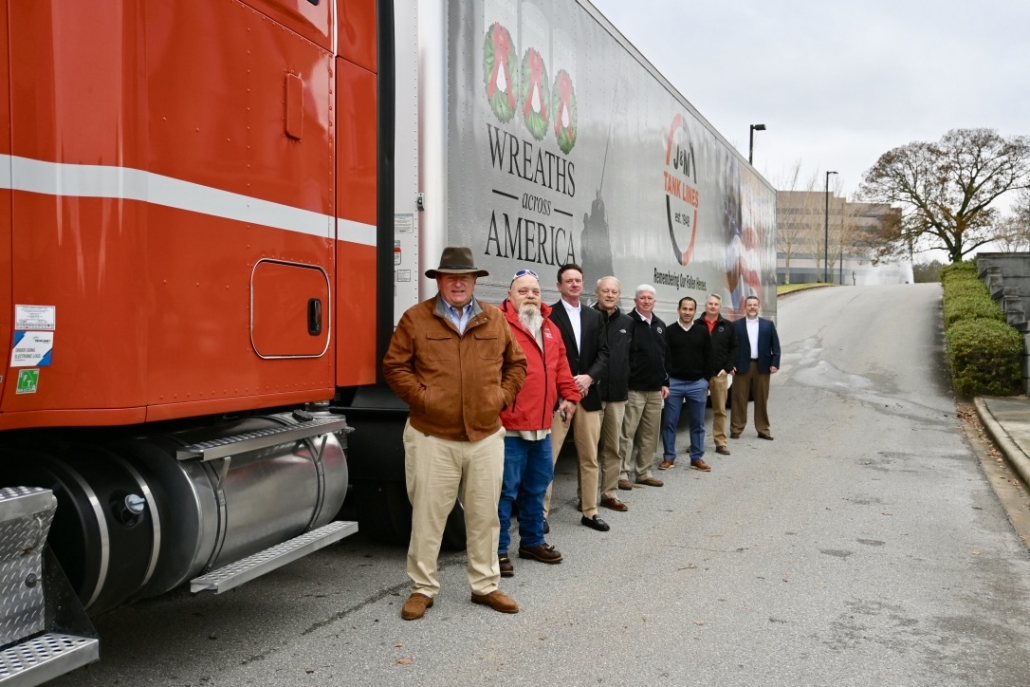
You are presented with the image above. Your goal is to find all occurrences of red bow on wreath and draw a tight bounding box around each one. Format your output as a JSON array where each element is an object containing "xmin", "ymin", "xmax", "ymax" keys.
[
  {"xmin": 487, "ymin": 25, "xmax": 516, "ymax": 113},
  {"xmin": 524, "ymin": 49, "xmax": 548, "ymax": 119},
  {"xmin": 556, "ymin": 72, "xmax": 573, "ymax": 138}
]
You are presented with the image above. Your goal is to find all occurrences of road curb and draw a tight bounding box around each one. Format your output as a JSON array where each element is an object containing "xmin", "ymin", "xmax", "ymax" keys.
[{"xmin": 975, "ymin": 396, "xmax": 1030, "ymax": 489}]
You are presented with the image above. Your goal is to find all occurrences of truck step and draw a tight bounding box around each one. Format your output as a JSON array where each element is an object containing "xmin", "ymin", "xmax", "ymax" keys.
[
  {"xmin": 190, "ymin": 520, "xmax": 358, "ymax": 593},
  {"xmin": 0, "ymin": 632, "xmax": 99, "ymax": 687},
  {"xmin": 176, "ymin": 416, "xmax": 349, "ymax": 462}
]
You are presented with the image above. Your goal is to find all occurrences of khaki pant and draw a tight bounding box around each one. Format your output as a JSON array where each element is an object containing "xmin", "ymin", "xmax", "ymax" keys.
[
  {"xmin": 598, "ymin": 400, "xmax": 627, "ymax": 500},
  {"xmin": 730, "ymin": 361, "xmax": 771, "ymax": 435},
  {"xmin": 403, "ymin": 421, "xmax": 505, "ymax": 598},
  {"xmin": 544, "ymin": 405, "xmax": 602, "ymax": 518},
  {"xmin": 620, "ymin": 390, "xmax": 663, "ymax": 481},
  {"xmin": 708, "ymin": 373, "xmax": 730, "ymax": 447}
]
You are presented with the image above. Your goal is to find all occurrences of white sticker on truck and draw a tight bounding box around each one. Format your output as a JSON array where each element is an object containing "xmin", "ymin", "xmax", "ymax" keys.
[
  {"xmin": 14, "ymin": 304, "xmax": 56, "ymax": 331},
  {"xmin": 11, "ymin": 331, "xmax": 54, "ymax": 367}
]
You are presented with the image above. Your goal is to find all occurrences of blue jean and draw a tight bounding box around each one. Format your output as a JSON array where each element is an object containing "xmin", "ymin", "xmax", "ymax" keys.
[
  {"xmin": 661, "ymin": 377, "xmax": 709, "ymax": 462},
  {"xmin": 498, "ymin": 435, "xmax": 553, "ymax": 553}
]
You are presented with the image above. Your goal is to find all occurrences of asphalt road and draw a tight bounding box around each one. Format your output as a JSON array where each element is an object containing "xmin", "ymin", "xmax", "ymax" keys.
[{"xmin": 55, "ymin": 283, "xmax": 1030, "ymax": 687}]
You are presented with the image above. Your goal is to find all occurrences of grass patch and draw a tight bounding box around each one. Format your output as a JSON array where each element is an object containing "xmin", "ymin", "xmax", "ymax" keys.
[{"xmin": 777, "ymin": 283, "xmax": 837, "ymax": 295}]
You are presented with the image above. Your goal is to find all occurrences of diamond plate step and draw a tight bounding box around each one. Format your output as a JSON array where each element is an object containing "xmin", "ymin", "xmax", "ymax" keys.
[
  {"xmin": 176, "ymin": 416, "xmax": 348, "ymax": 462},
  {"xmin": 191, "ymin": 521, "xmax": 358, "ymax": 594},
  {"xmin": 0, "ymin": 632, "xmax": 99, "ymax": 687}
]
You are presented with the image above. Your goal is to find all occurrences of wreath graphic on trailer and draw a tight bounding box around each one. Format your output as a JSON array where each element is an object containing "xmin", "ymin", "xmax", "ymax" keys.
[
  {"xmin": 552, "ymin": 69, "xmax": 577, "ymax": 154},
  {"xmin": 521, "ymin": 47, "xmax": 550, "ymax": 140},
  {"xmin": 483, "ymin": 23, "xmax": 517, "ymax": 123}
]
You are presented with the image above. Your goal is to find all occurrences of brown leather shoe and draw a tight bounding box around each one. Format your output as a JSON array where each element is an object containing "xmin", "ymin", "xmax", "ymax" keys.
[
  {"xmin": 498, "ymin": 554, "xmax": 514, "ymax": 578},
  {"xmin": 730, "ymin": 432, "xmax": 741, "ymax": 439},
  {"xmin": 636, "ymin": 477, "xmax": 664, "ymax": 487},
  {"xmin": 401, "ymin": 593, "xmax": 434, "ymax": 620},
  {"xmin": 690, "ymin": 459, "xmax": 711, "ymax": 472},
  {"xmin": 617, "ymin": 479, "xmax": 633, "ymax": 491},
  {"xmin": 715, "ymin": 445, "xmax": 730, "ymax": 455},
  {"xmin": 758, "ymin": 432, "xmax": 774, "ymax": 440},
  {"xmin": 471, "ymin": 590, "xmax": 519, "ymax": 614},
  {"xmin": 658, "ymin": 460, "xmax": 675, "ymax": 470},
  {"xmin": 518, "ymin": 542, "xmax": 563, "ymax": 563},
  {"xmin": 600, "ymin": 496, "xmax": 628, "ymax": 512}
]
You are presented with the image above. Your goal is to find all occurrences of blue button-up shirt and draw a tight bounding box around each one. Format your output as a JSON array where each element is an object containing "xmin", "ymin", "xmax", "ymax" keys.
[{"xmin": 443, "ymin": 301, "xmax": 474, "ymax": 334}]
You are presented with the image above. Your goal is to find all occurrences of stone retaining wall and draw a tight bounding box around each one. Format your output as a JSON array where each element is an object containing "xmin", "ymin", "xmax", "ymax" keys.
[{"xmin": 978, "ymin": 252, "xmax": 1030, "ymax": 394}]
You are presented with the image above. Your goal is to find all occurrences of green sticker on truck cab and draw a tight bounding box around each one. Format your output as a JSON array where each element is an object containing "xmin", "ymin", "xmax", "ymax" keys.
[{"xmin": 16, "ymin": 369, "xmax": 39, "ymax": 394}]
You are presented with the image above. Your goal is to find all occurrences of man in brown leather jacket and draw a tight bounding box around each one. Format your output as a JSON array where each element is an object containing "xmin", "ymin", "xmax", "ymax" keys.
[{"xmin": 383, "ymin": 247, "xmax": 527, "ymax": 620}]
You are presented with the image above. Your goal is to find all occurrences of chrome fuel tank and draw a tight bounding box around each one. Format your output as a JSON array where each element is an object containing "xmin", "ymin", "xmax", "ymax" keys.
[
  {"xmin": 0, "ymin": 411, "xmax": 349, "ymax": 613},
  {"xmin": 124, "ymin": 412, "xmax": 349, "ymax": 600}
]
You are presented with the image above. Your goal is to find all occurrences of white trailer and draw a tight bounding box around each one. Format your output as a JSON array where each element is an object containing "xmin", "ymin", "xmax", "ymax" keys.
[{"xmin": 392, "ymin": 0, "xmax": 777, "ymax": 321}]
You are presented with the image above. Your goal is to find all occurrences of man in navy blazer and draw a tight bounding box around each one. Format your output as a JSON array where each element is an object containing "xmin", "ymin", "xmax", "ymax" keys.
[
  {"xmin": 730, "ymin": 295, "xmax": 780, "ymax": 440},
  {"xmin": 544, "ymin": 264, "xmax": 611, "ymax": 532}
]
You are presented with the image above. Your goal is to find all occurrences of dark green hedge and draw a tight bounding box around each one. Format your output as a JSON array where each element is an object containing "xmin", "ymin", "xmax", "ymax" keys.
[
  {"xmin": 941, "ymin": 278, "xmax": 990, "ymax": 299},
  {"xmin": 946, "ymin": 318, "xmax": 1024, "ymax": 395},
  {"xmin": 940, "ymin": 261, "xmax": 978, "ymax": 284},
  {"xmin": 941, "ymin": 261, "xmax": 1022, "ymax": 396},
  {"xmin": 942, "ymin": 294, "xmax": 1006, "ymax": 327}
]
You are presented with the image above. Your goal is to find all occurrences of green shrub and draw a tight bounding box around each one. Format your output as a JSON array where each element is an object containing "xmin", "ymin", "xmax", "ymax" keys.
[
  {"xmin": 942, "ymin": 279, "xmax": 990, "ymax": 300},
  {"xmin": 946, "ymin": 318, "xmax": 1024, "ymax": 396},
  {"xmin": 940, "ymin": 261, "xmax": 978, "ymax": 285},
  {"xmin": 942, "ymin": 294, "xmax": 1006, "ymax": 326}
]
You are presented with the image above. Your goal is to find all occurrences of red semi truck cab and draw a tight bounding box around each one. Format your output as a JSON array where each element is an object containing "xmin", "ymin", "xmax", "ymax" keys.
[
  {"xmin": 0, "ymin": 3, "xmax": 395, "ymax": 680},
  {"xmin": 0, "ymin": 0, "xmax": 382, "ymax": 424}
]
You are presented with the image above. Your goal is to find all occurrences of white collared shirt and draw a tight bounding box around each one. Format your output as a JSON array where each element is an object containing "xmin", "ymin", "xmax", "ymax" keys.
[
  {"xmin": 746, "ymin": 316, "xmax": 759, "ymax": 359},
  {"xmin": 560, "ymin": 298, "xmax": 582, "ymax": 353}
]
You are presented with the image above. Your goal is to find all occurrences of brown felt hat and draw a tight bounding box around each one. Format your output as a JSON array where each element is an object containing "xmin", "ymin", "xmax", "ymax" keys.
[{"xmin": 425, "ymin": 246, "xmax": 489, "ymax": 278}]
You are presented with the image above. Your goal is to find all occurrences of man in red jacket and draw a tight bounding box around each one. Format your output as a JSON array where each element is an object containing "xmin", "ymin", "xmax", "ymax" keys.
[{"xmin": 497, "ymin": 270, "xmax": 580, "ymax": 578}]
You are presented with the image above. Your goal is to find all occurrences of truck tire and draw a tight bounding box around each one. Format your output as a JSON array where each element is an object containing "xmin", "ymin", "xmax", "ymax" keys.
[
  {"xmin": 351, "ymin": 480, "xmax": 467, "ymax": 550},
  {"xmin": 351, "ymin": 480, "xmax": 412, "ymax": 546}
]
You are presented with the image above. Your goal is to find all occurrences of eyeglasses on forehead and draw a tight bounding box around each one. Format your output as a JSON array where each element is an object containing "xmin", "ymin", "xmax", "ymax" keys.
[{"xmin": 510, "ymin": 269, "xmax": 539, "ymax": 286}]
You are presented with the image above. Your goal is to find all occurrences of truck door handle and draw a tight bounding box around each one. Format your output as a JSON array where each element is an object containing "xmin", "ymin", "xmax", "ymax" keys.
[{"xmin": 307, "ymin": 298, "xmax": 323, "ymax": 336}]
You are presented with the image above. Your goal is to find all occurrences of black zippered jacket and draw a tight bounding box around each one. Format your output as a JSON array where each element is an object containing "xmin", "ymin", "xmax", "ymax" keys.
[
  {"xmin": 594, "ymin": 304, "xmax": 634, "ymax": 402},
  {"xmin": 626, "ymin": 309, "xmax": 669, "ymax": 392},
  {"xmin": 704, "ymin": 315, "xmax": 738, "ymax": 375}
]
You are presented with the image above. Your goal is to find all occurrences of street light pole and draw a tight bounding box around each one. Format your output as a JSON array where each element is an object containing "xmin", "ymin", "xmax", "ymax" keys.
[
  {"xmin": 824, "ymin": 170, "xmax": 837, "ymax": 283},
  {"xmin": 839, "ymin": 205, "xmax": 845, "ymax": 286},
  {"xmin": 748, "ymin": 124, "xmax": 766, "ymax": 165}
]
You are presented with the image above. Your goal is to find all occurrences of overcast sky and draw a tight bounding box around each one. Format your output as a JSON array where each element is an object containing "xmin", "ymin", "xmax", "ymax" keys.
[{"xmin": 590, "ymin": 0, "xmax": 1029, "ymax": 206}]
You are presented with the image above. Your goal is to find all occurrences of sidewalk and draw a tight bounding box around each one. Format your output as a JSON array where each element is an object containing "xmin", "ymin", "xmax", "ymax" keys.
[{"xmin": 976, "ymin": 396, "xmax": 1030, "ymax": 489}]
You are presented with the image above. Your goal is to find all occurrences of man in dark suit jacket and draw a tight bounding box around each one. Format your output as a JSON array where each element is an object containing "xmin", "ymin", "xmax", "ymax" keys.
[
  {"xmin": 730, "ymin": 295, "xmax": 781, "ymax": 440},
  {"xmin": 544, "ymin": 263, "xmax": 611, "ymax": 532}
]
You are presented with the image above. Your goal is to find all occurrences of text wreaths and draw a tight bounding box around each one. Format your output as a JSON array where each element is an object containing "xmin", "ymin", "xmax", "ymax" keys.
[{"xmin": 484, "ymin": 124, "xmax": 577, "ymax": 266}]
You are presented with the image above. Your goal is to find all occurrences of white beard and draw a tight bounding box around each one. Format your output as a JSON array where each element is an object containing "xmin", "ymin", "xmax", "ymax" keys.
[{"xmin": 518, "ymin": 303, "xmax": 543, "ymax": 336}]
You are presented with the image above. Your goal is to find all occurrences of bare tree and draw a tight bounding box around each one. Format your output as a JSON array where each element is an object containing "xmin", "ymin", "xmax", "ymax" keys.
[
  {"xmin": 833, "ymin": 192, "xmax": 860, "ymax": 283},
  {"xmin": 800, "ymin": 172, "xmax": 828, "ymax": 280},
  {"xmin": 776, "ymin": 160, "xmax": 805, "ymax": 284},
  {"xmin": 1015, "ymin": 187, "xmax": 1030, "ymax": 244},
  {"xmin": 993, "ymin": 215, "xmax": 1030, "ymax": 252},
  {"xmin": 813, "ymin": 175, "xmax": 844, "ymax": 282},
  {"xmin": 859, "ymin": 128, "xmax": 1030, "ymax": 264}
]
